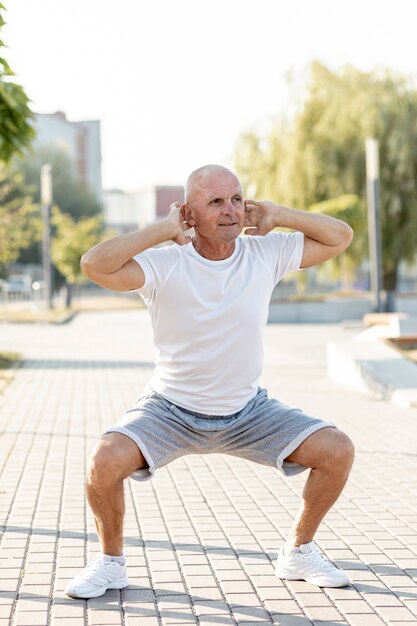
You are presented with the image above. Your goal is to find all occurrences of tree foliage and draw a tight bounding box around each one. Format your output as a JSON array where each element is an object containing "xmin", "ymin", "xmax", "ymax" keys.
[
  {"xmin": 19, "ymin": 145, "xmax": 102, "ymax": 220},
  {"xmin": 235, "ymin": 61, "xmax": 417, "ymax": 292},
  {"xmin": 50, "ymin": 207, "xmax": 104, "ymax": 286},
  {"xmin": 308, "ymin": 194, "xmax": 366, "ymax": 289},
  {"xmin": 12, "ymin": 146, "xmax": 103, "ymax": 270},
  {"xmin": 0, "ymin": 4, "xmax": 35, "ymax": 162},
  {"xmin": 0, "ymin": 165, "xmax": 41, "ymax": 273}
]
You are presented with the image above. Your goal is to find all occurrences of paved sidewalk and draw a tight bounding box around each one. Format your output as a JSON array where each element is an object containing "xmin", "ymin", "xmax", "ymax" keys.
[{"xmin": 0, "ymin": 310, "xmax": 416, "ymax": 626}]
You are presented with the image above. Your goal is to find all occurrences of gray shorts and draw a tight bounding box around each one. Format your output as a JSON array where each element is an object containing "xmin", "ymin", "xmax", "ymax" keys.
[{"xmin": 105, "ymin": 387, "xmax": 334, "ymax": 482}]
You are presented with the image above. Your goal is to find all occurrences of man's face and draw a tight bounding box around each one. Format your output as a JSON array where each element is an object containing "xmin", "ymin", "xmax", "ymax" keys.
[{"xmin": 184, "ymin": 171, "xmax": 245, "ymax": 244}]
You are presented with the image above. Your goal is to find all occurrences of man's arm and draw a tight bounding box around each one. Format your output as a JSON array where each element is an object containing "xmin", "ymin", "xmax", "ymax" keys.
[
  {"xmin": 244, "ymin": 199, "xmax": 353, "ymax": 269},
  {"xmin": 80, "ymin": 203, "xmax": 192, "ymax": 291}
]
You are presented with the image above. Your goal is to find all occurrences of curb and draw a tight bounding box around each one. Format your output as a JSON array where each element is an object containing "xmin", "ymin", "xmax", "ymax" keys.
[{"xmin": 326, "ymin": 338, "xmax": 417, "ymax": 409}]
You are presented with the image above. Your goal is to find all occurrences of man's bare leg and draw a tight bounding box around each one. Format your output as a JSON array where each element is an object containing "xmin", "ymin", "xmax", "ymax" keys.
[
  {"xmin": 284, "ymin": 428, "xmax": 355, "ymax": 546},
  {"xmin": 274, "ymin": 427, "xmax": 354, "ymax": 587},
  {"xmin": 86, "ymin": 433, "xmax": 148, "ymax": 555}
]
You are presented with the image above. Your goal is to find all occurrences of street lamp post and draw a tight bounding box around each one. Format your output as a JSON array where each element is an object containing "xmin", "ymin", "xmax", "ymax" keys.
[
  {"xmin": 365, "ymin": 138, "xmax": 383, "ymax": 313},
  {"xmin": 41, "ymin": 164, "xmax": 53, "ymax": 310}
]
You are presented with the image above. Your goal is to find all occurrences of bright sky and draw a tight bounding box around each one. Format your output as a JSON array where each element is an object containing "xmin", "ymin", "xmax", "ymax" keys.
[{"xmin": 4, "ymin": 0, "xmax": 417, "ymax": 190}]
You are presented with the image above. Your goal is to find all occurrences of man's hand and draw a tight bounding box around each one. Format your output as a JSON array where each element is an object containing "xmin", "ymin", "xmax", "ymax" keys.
[
  {"xmin": 166, "ymin": 202, "xmax": 193, "ymax": 245},
  {"xmin": 245, "ymin": 198, "xmax": 353, "ymax": 269},
  {"xmin": 244, "ymin": 199, "xmax": 281, "ymax": 236},
  {"xmin": 80, "ymin": 202, "xmax": 194, "ymax": 292}
]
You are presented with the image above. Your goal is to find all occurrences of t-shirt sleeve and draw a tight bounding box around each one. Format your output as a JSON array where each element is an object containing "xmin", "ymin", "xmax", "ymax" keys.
[
  {"xmin": 130, "ymin": 245, "xmax": 180, "ymax": 305},
  {"xmin": 246, "ymin": 230, "xmax": 305, "ymax": 285}
]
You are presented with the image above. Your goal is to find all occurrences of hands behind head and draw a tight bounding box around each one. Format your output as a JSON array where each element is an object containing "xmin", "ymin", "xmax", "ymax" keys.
[
  {"xmin": 244, "ymin": 199, "xmax": 279, "ymax": 236},
  {"xmin": 167, "ymin": 198, "xmax": 279, "ymax": 245},
  {"xmin": 167, "ymin": 202, "xmax": 193, "ymax": 246}
]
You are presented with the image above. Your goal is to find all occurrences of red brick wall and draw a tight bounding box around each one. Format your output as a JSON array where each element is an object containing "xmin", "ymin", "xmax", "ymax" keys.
[{"xmin": 156, "ymin": 187, "xmax": 184, "ymax": 218}]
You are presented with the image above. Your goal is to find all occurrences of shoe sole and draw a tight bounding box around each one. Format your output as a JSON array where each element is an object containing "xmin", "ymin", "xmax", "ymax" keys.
[
  {"xmin": 275, "ymin": 568, "xmax": 350, "ymax": 588},
  {"xmin": 65, "ymin": 577, "xmax": 129, "ymax": 599}
]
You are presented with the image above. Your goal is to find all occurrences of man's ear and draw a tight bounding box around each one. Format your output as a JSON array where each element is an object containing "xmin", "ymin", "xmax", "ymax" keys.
[{"xmin": 181, "ymin": 203, "xmax": 196, "ymax": 226}]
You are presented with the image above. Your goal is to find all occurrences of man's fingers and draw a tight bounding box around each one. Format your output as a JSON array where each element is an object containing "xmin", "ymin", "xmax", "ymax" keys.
[
  {"xmin": 245, "ymin": 204, "xmax": 257, "ymax": 215},
  {"xmin": 245, "ymin": 225, "xmax": 271, "ymax": 236}
]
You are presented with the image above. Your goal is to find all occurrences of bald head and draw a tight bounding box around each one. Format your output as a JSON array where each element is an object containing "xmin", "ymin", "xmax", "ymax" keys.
[{"xmin": 185, "ymin": 164, "xmax": 241, "ymax": 204}]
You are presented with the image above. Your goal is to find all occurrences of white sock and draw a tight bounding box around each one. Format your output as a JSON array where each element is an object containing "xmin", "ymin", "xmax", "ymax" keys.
[
  {"xmin": 285, "ymin": 541, "xmax": 301, "ymax": 555},
  {"xmin": 103, "ymin": 553, "xmax": 125, "ymax": 565}
]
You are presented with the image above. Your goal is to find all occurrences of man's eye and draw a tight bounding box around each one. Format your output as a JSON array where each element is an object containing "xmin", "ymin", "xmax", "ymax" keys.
[
  {"xmin": 211, "ymin": 199, "xmax": 221, "ymax": 204},
  {"xmin": 233, "ymin": 197, "xmax": 242, "ymax": 202}
]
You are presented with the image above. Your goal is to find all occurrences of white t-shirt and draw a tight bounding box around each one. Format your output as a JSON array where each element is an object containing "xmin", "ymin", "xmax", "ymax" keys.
[{"xmin": 133, "ymin": 231, "xmax": 304, "ymax": 415}]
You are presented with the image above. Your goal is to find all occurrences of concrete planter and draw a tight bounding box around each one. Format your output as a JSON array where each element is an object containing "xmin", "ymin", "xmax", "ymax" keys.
[
  {"xmin": 396, "ymin": 294, "xmax": 417, "ymax": 315},
  {"xmin": 268, "ymin": 296, "xmax": 372, "ymax": 323},
  {"xmin": 268, "ymin": 294, "xmax": 417, "ymax": 323}
]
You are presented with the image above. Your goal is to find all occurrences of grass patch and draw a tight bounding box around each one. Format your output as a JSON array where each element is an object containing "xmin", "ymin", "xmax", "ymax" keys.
[
  {"xmin": 0, "ymin": 351, "xmax": 21, "ymax": 393},
  {"xmin": 1, "ymin": 308, "xmax": 74, "ymax": 324},
  {"xmin": 388, "ymin": 339, "xmax": 417, "ymax": 365},
  {"xmin": 271, "ymin": 291, "xmax": 370, "ymax": 303},
  {"xmin": 74, "ymin": 296, "xmax": 144, "ymax": 312},
  {"xmin": 0, "ymin": 352, "xmax": 20, "ymax": 369},
  {"xmin": 1, "ymin": 296, "xmax": 144, "ymax": 324}
]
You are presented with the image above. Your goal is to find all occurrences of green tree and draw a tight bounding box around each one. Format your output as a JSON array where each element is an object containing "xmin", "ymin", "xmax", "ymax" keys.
[
  {"xmin": 13, "ymin": 145, "xmax": 103, "ymax": 271},
  {"xmin": 0, "ymin": 3, "xmax": 34, "ymax": 162},
  {"xmin": 0, "ymin": 165, "xmax": 41, "ymax": 275},
  {"xmin": 19, "ymin": 146, "xmax": 102, "ymax": 220},
  {"xmin": 235, "ymin": 62, "xmax": 417, "ymax": 302},
  {"xmin": 0, "ymin": 3, "xmax": 38, "ymax": 277},
  {"xmin": 50, "ymin": 207, "xmax": 105, "ymax": 307},
  {"xmin": 234, "ymin": 122, "xmax": 287, "ymax": 202},
  {"xmin": 308, "ymin": 194, "xmax": 366, "ymax": 290}
]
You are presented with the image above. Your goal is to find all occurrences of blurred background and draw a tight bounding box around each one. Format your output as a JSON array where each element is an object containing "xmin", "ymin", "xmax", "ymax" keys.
[{"xmin": 1, "ymin": 0, "xmax": 417, "ymax": 322}]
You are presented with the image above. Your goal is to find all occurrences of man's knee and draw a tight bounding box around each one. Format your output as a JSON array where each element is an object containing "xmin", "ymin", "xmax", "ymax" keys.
[
  {"xmin": 287, "ymin": 427, "xmax": 354, "ymax": 471},
  {"xmin": 318, "ymin": 428, "xmax": 355, "ymax": 471},
  {"xmin": 87, "ymin": 433, "xmax": 147, "ymax": 485}
]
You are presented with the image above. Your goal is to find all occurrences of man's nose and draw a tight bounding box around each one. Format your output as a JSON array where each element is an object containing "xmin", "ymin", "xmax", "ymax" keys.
[{"xmin": 222, "ymin": 199, "xmax": 234, "ymax": 213}]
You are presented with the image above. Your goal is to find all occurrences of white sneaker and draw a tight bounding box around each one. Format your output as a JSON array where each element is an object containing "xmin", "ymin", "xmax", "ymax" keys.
[
  {"xmin": 275, "ymin": 541, "xmax": 350, "ymax": 588},
  {"xmin": 65, "ymin": 554, "xmax": 129, "ymax": 599}
]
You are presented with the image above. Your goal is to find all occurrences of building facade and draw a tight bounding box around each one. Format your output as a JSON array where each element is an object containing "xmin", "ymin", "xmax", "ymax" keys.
[
  {"xmin": 34, "ymin": 112, "xmax": 103, "ymax": 202},
  {"xmin": 104, "ymin": 186, "xmax": 184, "ymax": 233}
]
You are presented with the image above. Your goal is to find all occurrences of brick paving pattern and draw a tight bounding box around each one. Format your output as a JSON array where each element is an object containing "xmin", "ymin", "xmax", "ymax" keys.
[{"xmin": 0, "ymin": 310, "xmax": 416, "ymax": 625}]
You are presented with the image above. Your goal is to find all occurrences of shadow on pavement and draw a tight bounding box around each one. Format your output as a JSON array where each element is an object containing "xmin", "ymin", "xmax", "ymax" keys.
[
  {"xmin": 1, "ymin": 524, "xmax": 278, "ymax": 560},
  {"xmin": 21, "ymin": 359, "xmax": 154, "ymax": 369}
]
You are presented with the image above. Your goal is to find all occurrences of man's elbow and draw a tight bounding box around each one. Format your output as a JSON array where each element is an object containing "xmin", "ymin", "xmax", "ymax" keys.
[
  {"xmin": 80, "ymin": 253, "xmax": 93, "ymax": 277},
  {"xmin": 341, "ymin": 223, "xmax": 353, "ymax": 249}
]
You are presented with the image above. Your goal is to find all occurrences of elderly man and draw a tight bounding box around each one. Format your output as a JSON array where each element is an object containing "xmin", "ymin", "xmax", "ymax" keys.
[{"xmin": 65, "ymin": 164, "xmax": 354, "ymax": 599}]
